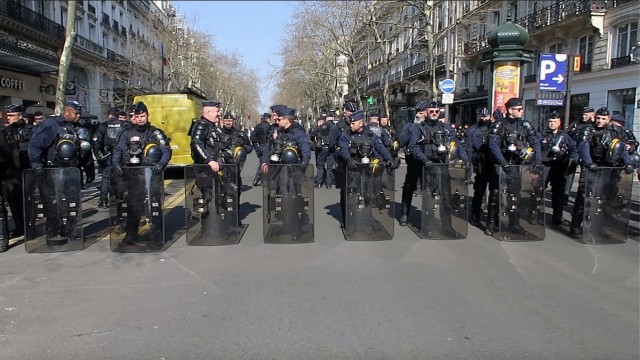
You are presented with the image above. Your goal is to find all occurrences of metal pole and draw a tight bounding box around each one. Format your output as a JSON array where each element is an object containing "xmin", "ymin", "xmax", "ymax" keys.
[
  {"xmin": 444, "ymin": 1, "xmax": 454, "ymax": 123},
  {"xmin": 563, "ymin": 54, "xmax": 574, "ymax": 129}
]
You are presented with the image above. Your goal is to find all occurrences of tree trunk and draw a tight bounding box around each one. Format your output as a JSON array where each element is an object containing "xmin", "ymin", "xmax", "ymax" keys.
[{"xmin": 55, "ymin": 0, "xmax": 78, "ymax": 114}]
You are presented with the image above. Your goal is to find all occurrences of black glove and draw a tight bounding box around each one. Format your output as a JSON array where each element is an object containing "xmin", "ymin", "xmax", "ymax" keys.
[
  {"xmin": 385, "ymin": 161, "xmax": 396, "ymax": 171},
  {"xmin": 33, "ymin": 164, "xmax": 45, "ymax": 178},
  {"xmin": 422, "ymin": 159, "xmax": 433, "ymax": 168},
  {"xmin": 112, "ymin": 166, "xmax": 123, "ymax": 177},
  {"xmin": 624, "ymin": 165, "xmax": 634, "ymax": 174},
  {"xmin": 152, "ymin": 164, "xmax": 164, "ymax": 175},
  {"xmin": 500, "ymin": 159, "xmax": 510, "ymax": 170},
  {"xmin": 393, "ymin": 158, "xmax": 401, "ymax": 169},
  {"xmin": 298, "ymin": 161, "xmax": 309, "ymax": 171},
  {"xmin": 588, "ymin": 164, "xmax": 598, "ymax": 172},
  {"xmin": 346, "ymin": 158, "xmax": 358, "ymax": 171}
]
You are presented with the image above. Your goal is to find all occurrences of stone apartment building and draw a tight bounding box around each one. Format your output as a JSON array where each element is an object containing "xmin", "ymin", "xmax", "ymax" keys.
[
  {"xmin": 0, "ymin": 0, "xmax": 191, "ymax": 117},
  {"xmin": 353, "ymin": 0, "xmax": 639, "ymax": 135}
]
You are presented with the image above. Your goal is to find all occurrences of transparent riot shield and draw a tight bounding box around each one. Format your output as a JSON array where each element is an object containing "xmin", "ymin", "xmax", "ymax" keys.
[
  {"xmin": 23, "ymin": 167, "xmax": 83, "ymax": 253},
  {"xmin": 343, "ymin": 160, "xmax": 394, "ymax": 240},
  {"xmin": 185, "ymin": 164, "xmax": 246, "ymax": 245},
  {"xmin": 412, "ymin": 163, "xmax": 467, "ymax": 239},
  {"xmin": 496, "ymin": 165, "xmax": 545, "ymax": 241},
  {"xmin": 109, "ymin": 167, "xmax": 165, "ymax": 252},
  {"xmin": 263, "ymin": 164, "xmax": 314, "ymax": 244},
  {"xmin": 580, "ymin": 167, "xmax": 632, "ymax": 244}
]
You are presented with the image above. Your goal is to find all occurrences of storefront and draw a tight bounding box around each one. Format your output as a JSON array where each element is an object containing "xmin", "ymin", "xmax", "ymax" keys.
[{"xmin": 0, "ymin": 68, "xmax": 56, "ymax": 111}]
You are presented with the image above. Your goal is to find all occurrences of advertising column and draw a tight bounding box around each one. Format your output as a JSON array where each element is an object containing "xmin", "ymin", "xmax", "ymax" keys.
[{"xmin": 491, "ymin": 61, "xmax": 521, "ymax": 115}]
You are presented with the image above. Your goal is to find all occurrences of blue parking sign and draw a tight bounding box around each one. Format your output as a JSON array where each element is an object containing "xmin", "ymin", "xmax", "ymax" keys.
[{"xmin": 538, "ymin": 54, "xmax": 568, "ymax": 92}]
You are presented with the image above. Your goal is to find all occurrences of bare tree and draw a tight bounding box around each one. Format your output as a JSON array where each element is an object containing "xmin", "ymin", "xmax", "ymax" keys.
[{"xmin": 55, "ymin": 0, "xmax": 78, "ymax": 114}]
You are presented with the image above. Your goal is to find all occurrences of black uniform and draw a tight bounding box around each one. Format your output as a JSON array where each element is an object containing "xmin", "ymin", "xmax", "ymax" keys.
[
  {"xmin": 539, "ymin": 128, "xmax": 578, "ymax": 225},
  {"xmin": 74, "ymin": 120, "xmax": 95, "ymax": 189},
  {"xmin": 328, "ymin": 117, "xmax": 350, "ymax": 224},
  {"xmin": 262, "ymin": 121, "xmax": 311, "ymax": 238},
  {"xmin": 112, "ymin": 122, "xmax": 172, "ymax": 243},
  {"xmin": 0, "ymin": 119, "xmax": 31, "ymax": 249},
  {"xmin": 466, "ymin": 118, "xmax": 496, "ymax": 228},
  {"xmin": 403, "ymin": 118, "xmax": 457, "ymax": 234},
  {"xmin": 28, "ymin": 114, "xmax": 83, "ymax": 241},
  {"xmin": 93, "ymin": 117, "xmax": 129, "ymax": 206},
  {"xmin": 250, "ymin": 118, "xmax": 271, "ymax": 185},
  {"xmin": 487, "ymin": 115, "xmax": 542, "ymax": 234},
  {"xmin": 569, "ymin": 122, "xmax": 633, "ymax": 237},
  {"xmin": 219, "ymin": 124, "xmax": 253, "ymax": 206},
  {"xmin": 310, "ymin": 121, "xmax": 335, "ymax": 187}
]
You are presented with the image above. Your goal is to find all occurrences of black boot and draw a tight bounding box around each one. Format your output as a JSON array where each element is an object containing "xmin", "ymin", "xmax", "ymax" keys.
[
  {"xmin": 484, "ymin": 189, "xmax": 499, "ymax": 236},
  {"xmin": 469, "ymin": 212, "xmax": 480, "ymax": 227},
  {"xmin": 569, "ymin": 193, "xmax": 584, "ymax": 239}
]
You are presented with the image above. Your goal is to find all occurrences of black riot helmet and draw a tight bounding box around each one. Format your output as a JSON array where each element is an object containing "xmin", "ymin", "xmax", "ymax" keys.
[
  {"xmin": 56, "ymin": 140, "xmax": 78, "ymax": 163},
  {"xmin": 233, "ymin": 146, "xmax": 247, "ymax": 164},
  {"xmin": 143, "ymin": 144, "xmax": 163, "ymax": 165},
  {"xmin": 280, "ymin": 146, "xmax": 300, "ymax": 164}
]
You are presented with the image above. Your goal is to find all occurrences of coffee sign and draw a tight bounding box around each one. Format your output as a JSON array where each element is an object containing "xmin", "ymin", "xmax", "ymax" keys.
[{"xmin": 0, "ymin": 76, "xmax": 25, "ymax": 89}]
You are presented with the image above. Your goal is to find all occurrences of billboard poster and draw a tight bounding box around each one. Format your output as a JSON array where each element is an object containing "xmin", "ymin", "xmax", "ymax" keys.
[{"xmin": 491, "ymin": 61, "xmax": 521, "ymax": 114}]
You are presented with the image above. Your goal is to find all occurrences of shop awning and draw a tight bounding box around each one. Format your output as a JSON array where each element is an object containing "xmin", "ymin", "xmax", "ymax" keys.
[{"xmin": 0, "ymin": 41, "xmax": 59, "ymax": 73}]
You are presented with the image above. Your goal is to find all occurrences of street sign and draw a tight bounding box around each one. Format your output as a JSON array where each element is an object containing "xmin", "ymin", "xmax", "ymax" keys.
[
  {"xmin": 440, "ymin": 79, "xmax": 455, "ymax": 94},
  {"xmin": 538, "ymin": 53, "xmax": 568, "ymax": 92},
  {"xmin": 442, "ymin": 93, "xmax": 454, "ymax": 104},
  {"xmin": 536, "ymin": 91, "xmax": 564, "ymax": 106}
]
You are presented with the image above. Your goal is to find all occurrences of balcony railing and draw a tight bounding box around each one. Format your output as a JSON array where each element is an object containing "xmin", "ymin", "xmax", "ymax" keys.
[
  {"xmin": 405, "ymin": 61, "xmax": 426, "ymax": 77},
  {"xmin": 464, "ymin": 35, "xmax": 488, "ymax": 56},
  {"xmin": 74, "ymin": 34, "xmax": 104, "ymax": 57},
  {"xmin": 514, "ymin": 0, "xmax": 598, "ymax": 35},
  {"xmin": 611, "ymin": 56, "xmax": 632, "ymax": 69},
  {"xmin": 0, "ymin": 0, "xmax": 65, "ymax": 39}
]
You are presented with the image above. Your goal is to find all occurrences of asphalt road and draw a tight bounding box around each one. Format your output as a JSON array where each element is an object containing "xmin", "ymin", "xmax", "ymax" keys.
[{"xmin": 1, "ymin": 156, "xmax": 638, "ymax": 360}]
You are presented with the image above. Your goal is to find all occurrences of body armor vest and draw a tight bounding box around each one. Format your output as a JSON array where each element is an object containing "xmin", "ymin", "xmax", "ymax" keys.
[
  {"xmin": 270, "ymin": 129, "xmax": 299, "ymax": 164},
  {"xmin": 349, "ymin": 131, "xmax": 375, "ymax": 163},
  {"xmin": 318, "ymin": 124, "xmax": 331, "ymax": 146},
  {"xmin": 105, "ymin": 121, "xmax": 124, "ymax": 149},
  {"xmin": 51, "ymin": 122, "xmax": 79, "ymax": 168},
  {"xmin": 591, "ymin": 128, "xmax": 611, "ymax": 162},
  {"xmin": 541, "ymin": 131, "xmax": 568, "ymax": 162},
  {"xmin": 419, "ymin": 121, "xmax": 450, "ymax": 163},
  {"xmin": 123, "ymin": 127, "xmax": 167, "ymax": 166}
]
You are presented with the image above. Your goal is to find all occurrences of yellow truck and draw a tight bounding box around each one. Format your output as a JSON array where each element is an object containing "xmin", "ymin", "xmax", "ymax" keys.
[{"xmin": 132, "ymin": 92, "xmax": 203, "ymax": 166}]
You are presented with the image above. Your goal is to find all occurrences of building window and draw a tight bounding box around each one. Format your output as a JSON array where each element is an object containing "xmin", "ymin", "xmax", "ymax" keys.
[
  {"xmin": 461, "ymin": 72, "xmax": 469, "ymax": 89},
  {"xmin": 577, "ymin": 35, "xmax": 594, "ymax": 64},
  {"xmin": 570, "ymin": 93, "xmax": 590, "ymax": 125},
  {"xmin": 548, "ymin": 42, "xmax": 562, "ymax": 54},
  {"xmin": 476, "ymin": 67, "xmax": 485, "ymax": 87},
  {"xmin": 492, "ymin": 11, "xmax": 501, "ymax": 26},
  {"xmin": 607, "ymin": 88, "xmax": 636, "ymax": 129},
  {"xmin": 616, "ymin": 22, "xmax": 638, "ymax": 58}
]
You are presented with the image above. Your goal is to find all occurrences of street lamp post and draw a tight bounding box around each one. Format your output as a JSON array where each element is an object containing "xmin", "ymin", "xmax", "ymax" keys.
[{"xmin": 483, "ymin": 14, "xmax": 534, "ymax": 115}]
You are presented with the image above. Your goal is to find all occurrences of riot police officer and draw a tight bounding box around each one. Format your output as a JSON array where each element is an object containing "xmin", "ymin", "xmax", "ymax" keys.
[
  {"xmin": 328, "ymin": 101, "xmax": 357, "ymax": 227},
  {"xmin": 75, "ymin": 118, "xmax": 95, "ymax": 189},
  {"xmin": 366, "ymin": 112, "xmax": 391, "ymax": 148},
  {"xmin": 402, "ymin": 101, "xmax": 457, "ymax": 235},
  {"xmin": 337, "ymin": 110, "xmax": 398, "ymax": 233},
  {"xmin": 567, "ymin": 106, "xmax": 595, "ymax": 142},
  {"xmin": 610, "ymin": 113, "xmax": 639, "ymax": 157},
  {"xmin": 27, "ymin": 100, "xmax": 83, "ymax": 243},
  {"xmin": 487, "ymin": 98, "xmax": 542, "ymax": 236},
  {"xmin": 250, "ymin": 112, "xmax": 272, "ymax": 186},
  {"xmin": 261, "ymin": 107, "xmax": 312, "ymax": 240},
  {"xmin": 467, "ymin": 107, "xmax": 496, "ymax": 230},
  {"xmin": 0, "ymin": 105, "xmax": 31, "ymax": 251},
  {"xmin": 93, "ymin": 107, "xmax": 129, "ymax": 208},
  {"xmin": 569, "ymin": 107, "xmax": 634, "ymax": 238},
  {"xmin": 219, "ymin": 112, "xmax": 253, "ymax": 208},
  {"xmin": 310, "ymin": 115, "xmax": 335, "ymax": 188},
  {"xmin": 539, "ymin": 111, "xmax": 578, "ymax": 226},
  {"xmin": 111, "ymin": 102, "xmax": 172, "ymax": 244}
]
